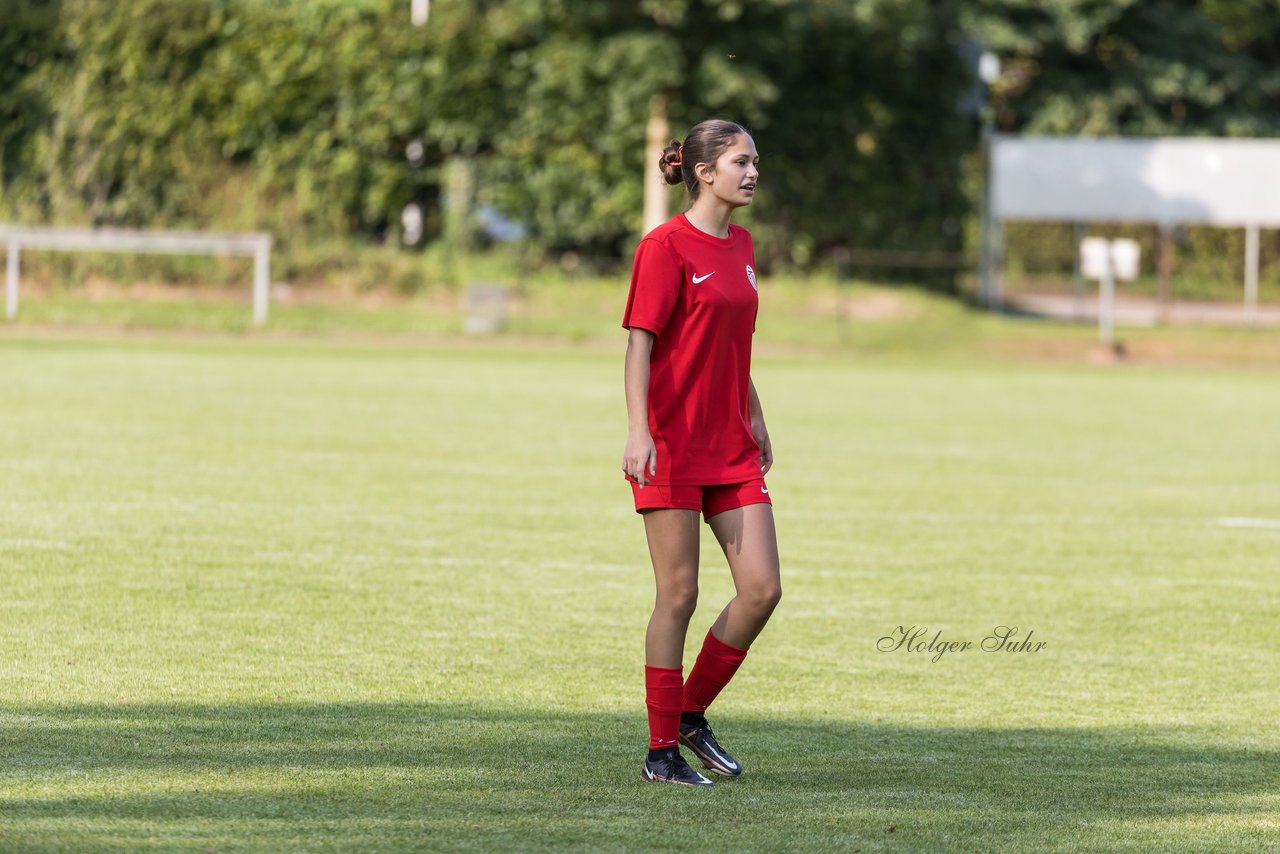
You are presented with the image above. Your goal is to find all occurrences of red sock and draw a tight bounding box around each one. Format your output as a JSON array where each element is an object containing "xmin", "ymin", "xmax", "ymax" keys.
[
  {"xmin": 645, "ymin": 665, "xmax": 684, "ymax": 750},
  {"xmin": 682, "ymin": 628, "xmax": 749, "ymax": 714}
]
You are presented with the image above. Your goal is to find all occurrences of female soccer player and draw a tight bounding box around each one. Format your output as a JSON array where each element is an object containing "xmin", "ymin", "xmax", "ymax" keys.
[{"xmin": 621, "ymin": 119, "xmax": 782, "ymax": 787}]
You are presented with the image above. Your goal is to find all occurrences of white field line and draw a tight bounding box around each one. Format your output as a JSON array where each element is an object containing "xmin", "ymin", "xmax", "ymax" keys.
[
  {"xmin": 0, "ymin": 537, "xmax": 75, "ymax": 550},
  {"xmin": 1216, "ymin": 517, "xmax": 1280, "ymax": 530}
]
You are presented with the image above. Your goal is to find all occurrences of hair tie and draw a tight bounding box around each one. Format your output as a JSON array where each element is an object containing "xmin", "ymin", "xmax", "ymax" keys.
[{"xmin": 671, "ymin": 143, "xmax": 683, "ymax": 167}]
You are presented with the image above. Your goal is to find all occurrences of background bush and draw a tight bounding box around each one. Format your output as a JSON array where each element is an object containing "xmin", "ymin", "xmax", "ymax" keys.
[{"xmin": 1, "ymin": 0, "xmax": 1277, "ymax": 295}]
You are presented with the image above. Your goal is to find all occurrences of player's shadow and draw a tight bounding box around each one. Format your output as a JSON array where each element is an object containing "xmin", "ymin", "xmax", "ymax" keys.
[{"xmin": 2, "ymin": 702, "xmax": 1275, "ymax": 849}]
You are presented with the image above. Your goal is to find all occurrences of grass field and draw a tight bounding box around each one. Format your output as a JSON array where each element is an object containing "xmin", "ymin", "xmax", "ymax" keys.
[
  {"xmin": 2, "ymin": 331, "xmax": 1279, "ymax": 851},
  {"xmin": 12, "ymin": 277, "xmax": 1280, "ymax": 370}
]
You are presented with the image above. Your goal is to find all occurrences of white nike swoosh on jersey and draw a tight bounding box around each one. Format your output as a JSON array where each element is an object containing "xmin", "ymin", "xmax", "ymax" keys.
[
  {"xmin": 692, "ymin": 272, "xmax": 715, "ymax": 284},
  {"xmin": 761, "ymin": 486, "xmax": 769, "ymax": 494}
]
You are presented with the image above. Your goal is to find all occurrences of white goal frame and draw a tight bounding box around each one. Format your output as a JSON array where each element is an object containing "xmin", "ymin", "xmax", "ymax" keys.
[{"xmin": 2, "ymin": 225, "xmax": 274, "ymax": 326}]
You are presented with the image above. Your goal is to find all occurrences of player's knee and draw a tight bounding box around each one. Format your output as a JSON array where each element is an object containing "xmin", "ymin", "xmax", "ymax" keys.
[
  {"xmin": 659, "ymin": 582, "xmax": 699, "ymax": 620},
  {"xmin": 746, "ymin": 579, "xmax": 782, "ymax": 615}
]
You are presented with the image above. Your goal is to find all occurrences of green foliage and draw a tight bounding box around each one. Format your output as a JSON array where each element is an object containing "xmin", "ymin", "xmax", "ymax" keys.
[
  {"xmin": 966, "ymin": 0, "xmax": 1280, "ymax": 136},
  {"xmin": 1, "ymin": 0, "xmax": 974, "ymax": 272},
  {"xmin": 29, "ymin": 0, "xmax": 223, "ymax": 225},
  {"xmin": 471, "ymin": 0, "xmax": 973, "ymax": 265},
  {"xmin": 745, "ymin": 0, "xmax": 971, "ymax": 266},
  {"xmin": 1, "ymin": 0, "xmax": 1277, "ymax": 286},
  {"xmin": 200, "ymin": 0, "xmax": 431, "ymax": 236},
  {"xmin": 0, "ymin": 0, "xmax": 62, "ymax": 195},
  {"xmin": 4, "ymin": 0, "xmax": 440, "ymax": 239}
]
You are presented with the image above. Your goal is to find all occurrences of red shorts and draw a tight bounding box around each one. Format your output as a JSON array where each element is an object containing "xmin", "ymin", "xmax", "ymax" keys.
[{"xmin": 630, "ymin": 477, "xmax": 772, "ymax": 522}]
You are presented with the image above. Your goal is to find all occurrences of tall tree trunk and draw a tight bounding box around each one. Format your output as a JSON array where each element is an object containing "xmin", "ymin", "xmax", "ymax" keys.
[{"xmin": 642, "ymin": 95, "xmax": 669, "ymax": 237}]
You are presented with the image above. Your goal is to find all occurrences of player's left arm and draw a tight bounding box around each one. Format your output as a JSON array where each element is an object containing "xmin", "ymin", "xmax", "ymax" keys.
[{"xmin": 748, "ymin": 375, "xmax": 772, "ymax": 476}]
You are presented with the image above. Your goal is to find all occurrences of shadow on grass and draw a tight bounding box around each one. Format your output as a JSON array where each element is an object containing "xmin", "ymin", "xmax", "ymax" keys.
[{"xmin": 1, "ymin": 702, "xmax": 1276, "ymax": 851}]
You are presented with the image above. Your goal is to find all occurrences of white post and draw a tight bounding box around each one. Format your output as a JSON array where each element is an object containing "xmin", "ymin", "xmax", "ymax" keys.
[
  {"xmin": 253, "ymin": 241, "xmax": 270, "ymax": 326},
  {"xmin": 992, "ymin": 221, "xmax": 1004, "ymax": 308},
  {"xmin": 1244, "ymin": 224, "xmax": 1259, "ymax": 315},
  {"xmin": 1081, "ymin": 237, "xmax": 1137, "ymax": 352},
  {"xmin": 979, "ymin": 134, "xmax": 994, "ymax": 307},
  {"xmin": 411, "ymin": 0, "xmax": 429, "ymax": 26},
  {"xmin": 5, "ymin": 240, "xmax": 18, "ymax": 321}
]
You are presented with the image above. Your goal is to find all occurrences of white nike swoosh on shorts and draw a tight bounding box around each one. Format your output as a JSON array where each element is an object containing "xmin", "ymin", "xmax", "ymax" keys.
[{"xmin": 761, "ymin": 486, "xmax": 768, "ymax": 494}]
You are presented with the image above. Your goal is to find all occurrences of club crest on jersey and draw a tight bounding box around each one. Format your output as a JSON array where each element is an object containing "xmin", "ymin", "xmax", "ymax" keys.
[{"xmin": 745, "ymin": 264, "xmax": 757, "ymax": 290}]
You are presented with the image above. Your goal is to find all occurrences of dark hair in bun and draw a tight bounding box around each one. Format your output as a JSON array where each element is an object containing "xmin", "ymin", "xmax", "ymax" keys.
[
  {"xmin": 659, "ymin": 141, "xmax": 684, "ymax": 187},
  {"xmin": 658, "ymin": 119, "xmax": 751, "ymax": 200}
]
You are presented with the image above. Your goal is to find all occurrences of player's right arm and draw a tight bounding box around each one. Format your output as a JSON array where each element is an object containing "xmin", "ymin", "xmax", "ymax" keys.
[{"xmin": 623, "ymin": 327, "xmax": 659, "ymax": 487}]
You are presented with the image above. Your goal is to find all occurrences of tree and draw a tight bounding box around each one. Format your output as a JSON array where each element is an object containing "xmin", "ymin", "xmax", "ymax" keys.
[
  {"xmin": 963, "ymin": 0, "xmax": 1280, "ymax": 136},
  {"xmin": 471, "ymin": 0, "xmax": 973, "ymax": 267},
  {"xmin": 0, "ymin": 0, "xmax": 62, "ymax": 200}
]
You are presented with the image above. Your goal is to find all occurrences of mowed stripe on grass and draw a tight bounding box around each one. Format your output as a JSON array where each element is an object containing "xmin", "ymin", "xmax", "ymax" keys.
[{"xmin": 1, "ymin": 336, "xmax": 1277, "ymax": 851}]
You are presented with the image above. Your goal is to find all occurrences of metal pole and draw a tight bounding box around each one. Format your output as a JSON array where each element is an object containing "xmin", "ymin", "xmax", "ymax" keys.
[
  {"xmin": 253, "ymin": 242, "xmax": 270, "ymax": 326},
  {"xmin": 1157, "ymin": 224, "xmax": 1174, "ymax": 325},
  {"xmin": 1072, "ymin": 221, "xmax": 1085, "ymax": 320},
  {"xmin": 832, "ymin": 246, "xmax": 850, "ymax": 345},
  {"xmin": 976, "ymin": 52, "xmax": 1000, "ymax": 309},
  {"xmin": 1099, "ymin": 262, "xmax": 1115, "ymax": 347},
  {"xmin": 978, "ymin": 127, "xmax": 993, "ymax": 307},
  {"xmin": 5, "ymin": 240, "xmax": 18, "ymax": 320},
  {"xmin": 1244, "ymin": 224, "xmax": 1259, "ymax": 315},
  {"xmin": 991, "ymin": 221, "xmax": 1004, "ymax": 309}
]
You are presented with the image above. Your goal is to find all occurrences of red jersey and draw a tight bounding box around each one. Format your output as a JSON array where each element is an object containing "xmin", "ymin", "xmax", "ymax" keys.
[{"xmin": 621, "ymin": 212, "xmax": 761, "ymax": 486}]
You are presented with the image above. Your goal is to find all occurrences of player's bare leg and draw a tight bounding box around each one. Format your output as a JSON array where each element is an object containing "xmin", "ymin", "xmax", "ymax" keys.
[
  {"xmin": 673, "ymin": 501, "xmax": 781, "ymax": 777},
  {"xmin": 639, "ymin": 507, "xmax": 713, "ymax": 785},
  {"xmin": 641, "ymin": 507, "xmax": 701, "ymax": 666},
  {"xmin": 706, "ymin": 502, "xmax": 782, "ymax": 648}
]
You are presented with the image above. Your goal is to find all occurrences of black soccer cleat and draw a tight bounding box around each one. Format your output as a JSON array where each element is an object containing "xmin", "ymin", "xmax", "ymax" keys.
[
  {"xmin": 641, "ymin": 747, "xmax": 714, "ymax": 786},
  {"xmin": 678, "ymin": 715, "xmax": 742, "ymax": 777}
]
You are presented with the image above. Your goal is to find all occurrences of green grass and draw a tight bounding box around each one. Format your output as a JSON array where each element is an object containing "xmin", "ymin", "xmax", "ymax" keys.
[
  {"xmin": 2, "ymin": 335, "xmax": 1279, "ymax": 851},
  {"xmin": 12, "ymin": 278, "xmax": 1280, "ymax": 370}
]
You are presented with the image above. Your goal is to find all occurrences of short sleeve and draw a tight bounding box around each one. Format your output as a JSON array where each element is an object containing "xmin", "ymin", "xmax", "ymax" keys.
[{"xmin": 621, "ymin": 238, "xmax": 682, "ymax": 336}]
